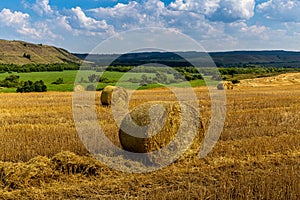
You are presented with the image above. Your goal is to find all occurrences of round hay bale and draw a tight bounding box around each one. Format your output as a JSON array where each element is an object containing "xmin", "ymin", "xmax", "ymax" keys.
[
  {"xmin": 100, "ymin": 86, "xmax": 128, "ymax": 106},
  {"xmin": 225, "ymin": 81, "xmax": 234, "ymax": 90},
  {"xmin": 119, "ymin": 101, "xmax": 203, "ymax": 153},
  {"xmin": 217, "ymin": 81, "xmax": 234, "ymax": 90},
  {"xmin": 74, "ymin": 84, "xmax": 85, "ymax": 92},
  {"xmin": 217, "ymin": 82, "xmax": 224, "ymax": 90}
]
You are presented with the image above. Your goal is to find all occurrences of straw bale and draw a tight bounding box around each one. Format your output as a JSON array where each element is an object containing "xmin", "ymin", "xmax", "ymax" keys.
[
  {"xmin": 100, "ymin": 86, "xmax": 128, "ymax": 106},
  {"xmin": 119, "ymin": 101, "xmax": 203, "ymax": 153},
  {"xmin": 74, "ymin": 84, "xmax": 85, "ymax": 92}
]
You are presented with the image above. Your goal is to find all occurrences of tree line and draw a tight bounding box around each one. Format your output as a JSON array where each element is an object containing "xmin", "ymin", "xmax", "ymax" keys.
[
  {"xmin": 0, "ymin": 63, "xmax": 80, "ymax": 73},
  {"xmin": 0, "ymin": 75, "xmax": 47, "ymax": 92}
]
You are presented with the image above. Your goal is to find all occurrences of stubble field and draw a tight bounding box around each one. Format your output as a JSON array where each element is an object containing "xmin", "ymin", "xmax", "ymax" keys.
[{"xmin": 0, "ymin": 81, "xmax": 299, "ymax": 199}]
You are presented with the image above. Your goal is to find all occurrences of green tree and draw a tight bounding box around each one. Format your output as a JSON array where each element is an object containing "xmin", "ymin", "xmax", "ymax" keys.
[
  {"xmin": 52, "ymin": 77, "xmax": 64, "ymax": 85},
  {"xmin": 17, "ymin": 80, "xmax": 47, "ymax": 93},
  {"xmin": 88, "ymin": 74, "xmax": 100, "ymax": 83},
  {"xmin": 0, "ymin": 75, "xmax": 21, "ymax": 88}
]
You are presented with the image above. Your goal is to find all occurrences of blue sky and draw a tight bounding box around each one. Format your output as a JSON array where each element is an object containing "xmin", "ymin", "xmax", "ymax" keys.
[{"xmin": 0, "ymin": 0, "xmax": 300, "ymax": 53}]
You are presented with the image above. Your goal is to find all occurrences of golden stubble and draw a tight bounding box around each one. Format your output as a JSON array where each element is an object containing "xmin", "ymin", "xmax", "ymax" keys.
[{"xmin": 0, "ymin": 84, "xmax": 299, "ymax": 199}]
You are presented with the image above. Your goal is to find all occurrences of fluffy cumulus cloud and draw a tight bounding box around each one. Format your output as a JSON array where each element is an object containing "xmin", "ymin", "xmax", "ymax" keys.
[
  {"xmin": 208, "ymin": 0, "xmax": 255, "ymax": 22},
  {"xmin": 228, "ymin": 21, "xmax": 270, "ymax": 40},
  {"xmin": 33, "ymin": 0, "xmax": 53, "ymax": 16},
  {"xmin": 0, "ymin": 0, "xmax": 258, "ymax": 47},
  {"xmin": 89, "ymin": 0, "xmax": 167, "ymax": 29},
  {"xmin": 22, "ymin": 0, "xmax": 53, "ymax": 16},
  {"xmin": 169, "ymin": 0, "xmax": 255, "ymax": 22},
  {"xmin": 0, "ymin": 8, "xmax": 40, "ymax": 37},
  {"xmin": 66, "ymin": 6, "xmax": 115, "ymax": 36},
  {"xmin": 84, "ymin": 0, "xmax": 260, "ymax": 51},
  {"xmin": 88, "ymin": 0, "xmax": 257, "ymax": 38},
  {"xmin": 89, "ymin": 0, "xmax": 221, "ymax": 35},
  {"xmin": 2, "ymin": 0, "xmax": 300, "ymax": 52},
  {"xmin": 257, "ymin": 0, "xmax": 300, "ymax": 22}
]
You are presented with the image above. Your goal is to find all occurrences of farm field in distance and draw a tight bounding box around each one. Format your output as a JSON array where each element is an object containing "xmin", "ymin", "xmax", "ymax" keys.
[
  {"xmin": 0, "ymin": 76, "xmax": 299, "ymax": 199},
  {"xmin": 0, "ymin": 70, "xmax": 206, "ymax": 92}
]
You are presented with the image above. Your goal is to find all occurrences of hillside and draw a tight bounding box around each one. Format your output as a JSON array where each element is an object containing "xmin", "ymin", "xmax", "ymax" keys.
[
  {"xmin": 74, "ymin": 50, "xmax": 300, "ymax": 67},
  {"xmin": 0, "ymin": 39, "xmax": 81, "ymax": 65}
]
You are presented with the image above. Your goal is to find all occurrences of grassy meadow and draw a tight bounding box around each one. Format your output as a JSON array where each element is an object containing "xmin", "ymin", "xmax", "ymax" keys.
[
  {"xmin": 0, "ymin": 70, "xmax": 206, "ymax": 92},
  {"xmin": 0, "ymin": 81, "xmax": 299, "ymax": 199}
]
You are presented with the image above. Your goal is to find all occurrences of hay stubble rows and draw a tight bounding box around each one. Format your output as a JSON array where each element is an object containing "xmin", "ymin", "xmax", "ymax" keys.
[{"xmin": 0, "ymin": 82, "xmax": 299, "ymax": 199}]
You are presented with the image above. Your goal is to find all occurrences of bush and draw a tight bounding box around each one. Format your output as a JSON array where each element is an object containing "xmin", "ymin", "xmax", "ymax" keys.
[
  {"xmin": 17, "ymin": 80, "xmax": 47, "ymax": 93},
  {"xmin": 128, "ymin": 77, "xmax": 140, "ymax": 83},
  {"xmin": 211, "ymin": 74, "xmax": 222, "ymax": 81},
  {"xmin": 0, "ymin": 75, "xmax": 21, "ymax": 88},
  {"xmin": 88, "ymin": 74, "xmax": 100, "ymax": 83},
  {"xmin": 86, "ymin": 84, "xmax": 96, "ymax": 91},
  {"xmin": 23, "ymin": 53, "xmax": 31, "ymax": 60},
  {"xmin": 51, "ymin": 78, "xmax": 64, "ymax": 85}
]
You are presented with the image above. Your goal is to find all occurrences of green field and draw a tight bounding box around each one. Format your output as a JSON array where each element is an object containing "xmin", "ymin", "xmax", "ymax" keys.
[{"xmin": 0, "ymin": 70, "xmax": 206, "ymax": 92}]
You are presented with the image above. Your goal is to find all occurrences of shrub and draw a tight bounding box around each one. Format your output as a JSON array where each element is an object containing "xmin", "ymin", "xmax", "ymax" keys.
[
  {"xmin": 0, "ymin": 75, "xmax": 21, "ymax": 88},
  {"xmin": 231, "ymin": 79, "xmax": 240, "ymax": 84},
  {"xmin": 23, "ymin": 53, "xmax": 31, "ymax": 60},
  {"xmin": 86, "ymin": 84, "xmax": 96, "ymax": 91},
  {"xmin": 88, "ymin": 74, "xmax": 100, "ymax": 83},
  {"xmin": 17, "ymin": 80, "xmax": 47, "ymax": 93},
  {"xmin": 51, "ymin": 77, "xmax": 64, "ymax": 85}
]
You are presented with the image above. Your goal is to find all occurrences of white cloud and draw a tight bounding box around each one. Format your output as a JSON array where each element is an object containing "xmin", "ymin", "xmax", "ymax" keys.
[
  {"xmin": 22, "ymin": 0, "xmax": 53, "ymax": 16},
  {"xmin": 169, "ymin": 0, "xmax": 255, "ymax": 22},
  {"xmin": 67, "ymin": 6, "xmax": 115, "ymax": 36},
  {"xmin": 229, "ymin": 21, "xmax": 269, "ymax": 40},
  {"xmin": 257, "ymin": 0, "xmax": 300, "ymax": 21},
  {"xmin": 0, "ymin": 8, "xmax": 40, "ymax": 37},
  {"xmin": 169, "ymin": 0, "xmax": 220, "ymax": 15},
  {"xmin": 89, "ymin": 1, "xmax": 167, "ymax": 28},
  {"xmin": 0, "ymin": 8, "xmax": 29, "ymax": 26},
  {"xmin": 34, "ymin": 0, "xmax": 53, "ymax": 16},
  {"xmin": 71, "ymin": 7, "xmax": 109, "ymax": 30},
  {"xmin": 35, "ymin": 21, "xmax": 61, "ymax": 40},
  {"xmin": 87, "ymin": 0, "xmax": 256, "ymax": 44},
  {"xmin": 87, "ymin": 1, "xmax": 237, "ymax": 52},
  {"xmin": 1, "ymin": 0, "xmax": 297, "ymax": 52},
  {"xmin": 56, "ymin": 15, "xmax": 72, "ymax": 31}
]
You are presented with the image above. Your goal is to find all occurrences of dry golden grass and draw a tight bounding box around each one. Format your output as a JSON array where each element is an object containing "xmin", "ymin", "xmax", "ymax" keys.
[
  {"xmin": 0, "ymin": 83, "xmax": 299, "ymax": 199},
  {"xmin": 0, "ymin": 39, "xmax": 81, "ymax": 65}
]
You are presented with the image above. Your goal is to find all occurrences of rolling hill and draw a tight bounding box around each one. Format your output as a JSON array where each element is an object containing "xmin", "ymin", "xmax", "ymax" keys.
[
  {"xmin": 2, "ymin": 38, "xmax": 300, "ymax": 68},
  {"xmin": 74, "ymin": 50, "xmax": 300, "ymax": 67},
  {"xmin": 0, "ymin": 39, "xmax": 81, "ymax": 65}
]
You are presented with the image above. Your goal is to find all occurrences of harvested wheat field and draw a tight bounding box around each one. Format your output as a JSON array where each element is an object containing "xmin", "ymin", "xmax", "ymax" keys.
[{"xmin": 0, "ymin": 81, "xmax": 300, "ymax": 199}]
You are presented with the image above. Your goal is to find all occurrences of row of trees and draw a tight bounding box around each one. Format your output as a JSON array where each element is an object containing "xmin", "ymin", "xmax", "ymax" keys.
[
  {"xmin": 17, "ymin": 80, "xmax": 47, "ymax": 93},
  {"xmin": 0, "ymin": 63, "xmax": 80, "ymax": 73},
  {"xmin": 129, "ymin": 71, "xmax": 202, "ymax": 86},
  {"xmin": 218, "ymin": 67, "xmax": 300, "ymax": 77},
  {"xmin": 0, "ymin": 75, "xmax": 47, "ymax": 92}
]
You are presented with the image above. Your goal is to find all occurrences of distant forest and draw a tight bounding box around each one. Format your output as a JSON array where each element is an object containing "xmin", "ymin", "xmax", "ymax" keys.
[
  {"xmin": 0, "ymin": 63, "xmax": 79, "ymax": 73},
  {"xmin": 74, "ymin": 50, "xmax": 300, "ymax": 68}
]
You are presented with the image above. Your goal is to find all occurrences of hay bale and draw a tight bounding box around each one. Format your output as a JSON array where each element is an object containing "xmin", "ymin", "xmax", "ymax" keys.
[
  {"xmin": 100, "ymin": 85, "xmax": 128, "ymax": 106},
  {"xmin": 225, "ymin": 81, "xmax": 234, "ymax": 89},
  {"xmin": 74, "ymin": 84, "xmax": 85, "ymax": 92},
  {"xmin": 119, "ymin": 101, "xmax": 203, "ymax": 153},
  {"xmin": 217, "ymin": 82, "xmax": 224, "ymax": 90},
  {"xmin": 217, "ymin": 81, "xmax": 234, "ymax": 90}
]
